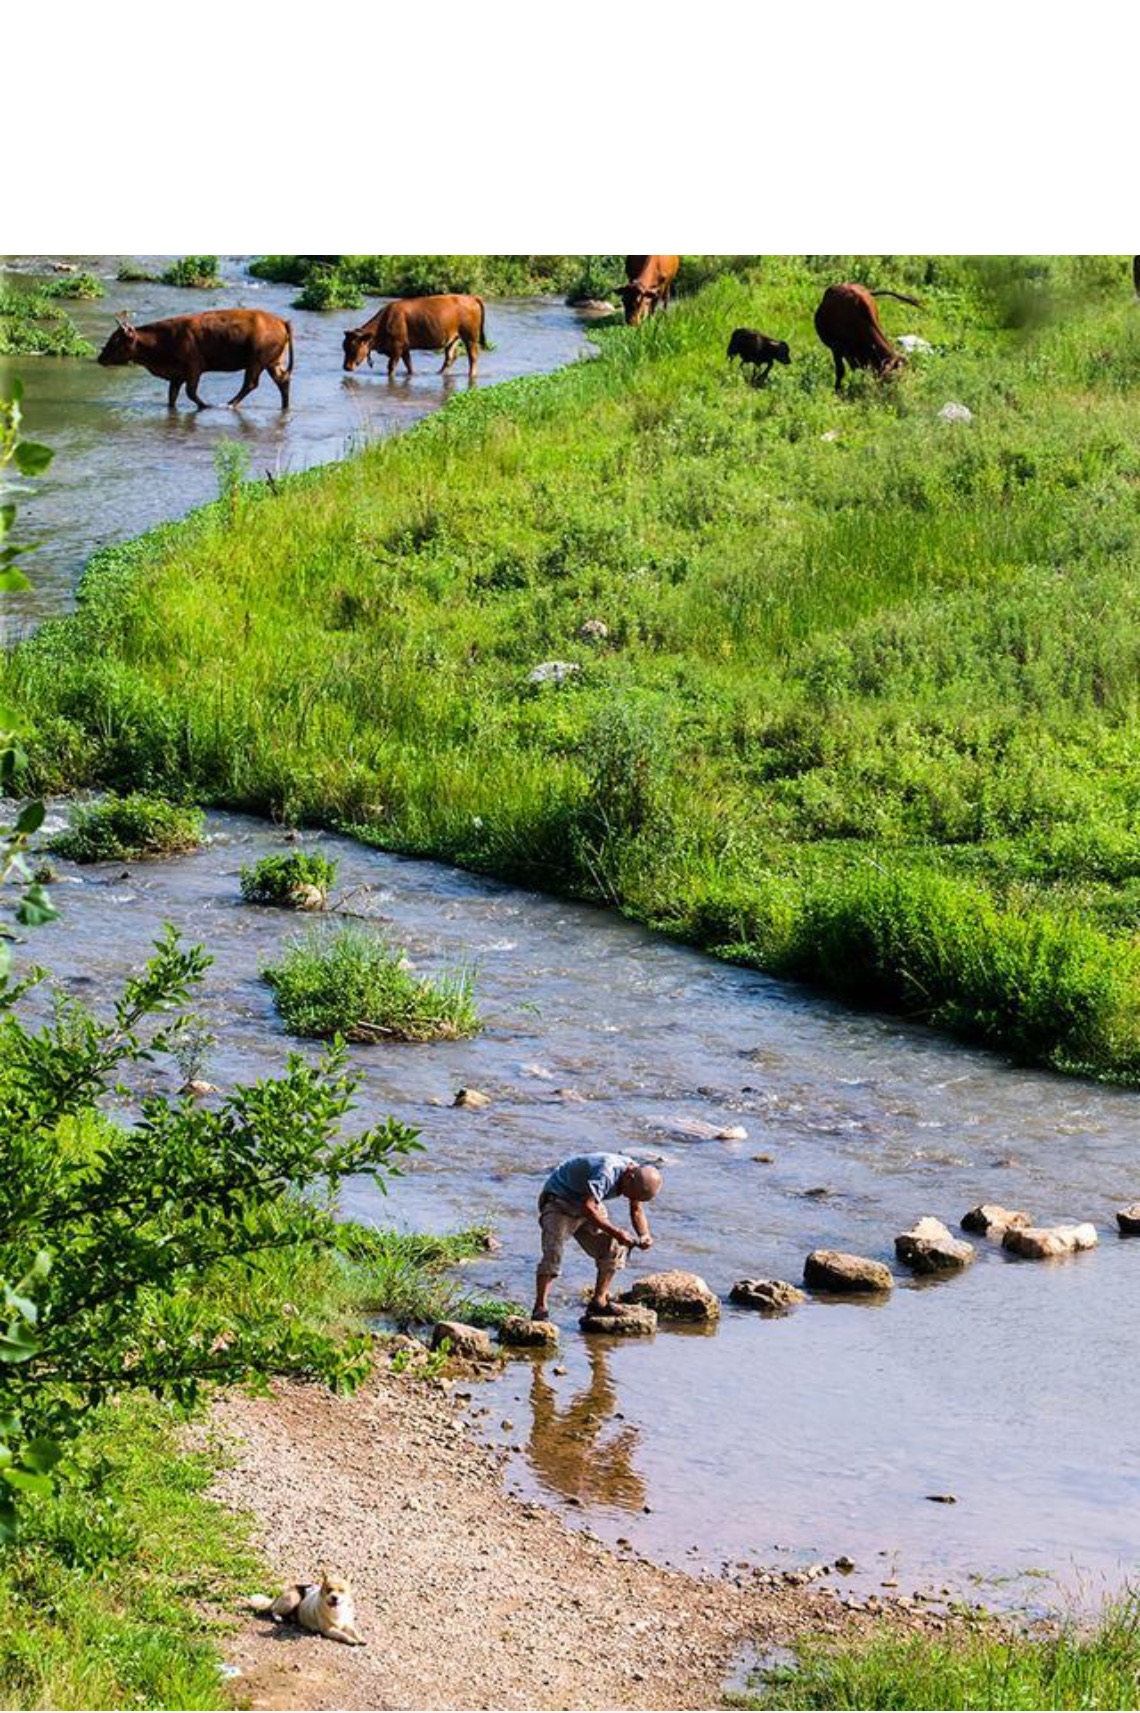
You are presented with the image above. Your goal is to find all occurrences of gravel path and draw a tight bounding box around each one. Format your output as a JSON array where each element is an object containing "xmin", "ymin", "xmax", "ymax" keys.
[{"xmin": 208, "ymin": 1356, "xmax": 922, "ymax": 1711}]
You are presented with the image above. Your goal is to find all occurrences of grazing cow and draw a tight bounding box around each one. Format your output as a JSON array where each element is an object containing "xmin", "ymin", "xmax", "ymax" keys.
[
  {"xmin": 813, "ymin": 283, "xmax": 921, "ymax": 392},
  {"xmin": 727, "ymin": 328, "xmax": 791, "ymax": 383},
  {"xmin": 97, "ymin": 309, "xmax": 294, "ymax": 410},
  {"xmin": 618, "ymin": 256, "xmax": 681, "ymax": 326},
  {"xmin": 342, "ymin": 294, "xmax": 487, "ymax": 378}
]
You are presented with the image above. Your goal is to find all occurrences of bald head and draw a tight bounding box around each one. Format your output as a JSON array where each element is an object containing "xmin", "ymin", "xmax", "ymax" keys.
[{"xmin": 624, "ymin": 1164, "xmax": 662, "ymax": 1202}]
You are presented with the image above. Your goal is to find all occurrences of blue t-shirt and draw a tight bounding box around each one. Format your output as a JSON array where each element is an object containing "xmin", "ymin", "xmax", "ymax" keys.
[{"xmin": 543, "ymin": 1152, "xmax": 633, "ymax": 1207}]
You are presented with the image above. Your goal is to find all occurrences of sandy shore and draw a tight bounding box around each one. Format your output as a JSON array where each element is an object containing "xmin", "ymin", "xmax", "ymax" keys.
[{"xmin": 208, "ymin": 1352, "xmax": 940, "ymax": 1712}]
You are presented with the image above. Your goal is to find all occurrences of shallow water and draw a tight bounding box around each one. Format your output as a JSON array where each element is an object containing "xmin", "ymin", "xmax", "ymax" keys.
[
  {"xmin": 26, "ymin": 810, "xmax": 1140, "ymax": 1610},
  {"xmin": 0, "ymin": 256, "xmax": 595, "ymax": 637}
]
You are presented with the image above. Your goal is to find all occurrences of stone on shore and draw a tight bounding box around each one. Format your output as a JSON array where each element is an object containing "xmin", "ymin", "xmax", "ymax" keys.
[
  {"xmin": 452, "ymin": 1087, "xmax": 492, "ymax": 1110},
  {"xmin": 729, "ymin": 1278, "xmax": 805, "ymax": 1312},
  {"xmin": 961, "ymin": 1203, "xmax": 1032, "ymax": 1236},
  {"xmin": 431, "ymin": 1321, "xmax": 494, "ymax": 1360},
  {"xmin": 895, "ymin": 1217, "xmax": 975, "ymax": 1274},
  {"xmin": 1001, "ymin": 1223, "xmax": 1098, "ymax": 1260},
  {"xmin": 498, "ymin": 1316, "xmax": 559, "ymax": 1349},
  {"xmin": 804, "ymin": 1250, "xmax": 894, "ymax": 1294},
  {"xmin": 580, "ymin": 1304, "xmax": 657, "ymax": 1337},
  {"xmin": 1117, "ymin": 1204, "xmax": 1140, "ymax": 1235},
  {"xmin": 620, "ymin": 1270, "xmax": 720, "ymax": 1321}
]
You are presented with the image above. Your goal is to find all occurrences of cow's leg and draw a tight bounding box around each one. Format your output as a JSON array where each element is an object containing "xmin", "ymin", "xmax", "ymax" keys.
[
  {"xmin": 269, "ymin": 362, "xmax": 291, "ymax": 410},
  {"xmin": 439, "ymin": 338, "xmax": 459, "ymax": 374},
  {"xmin": 831, "ymin": 349, "xmax": 845, "ymax": 392},
  {"xmin": 464, "ymin": 337, "xmax": 478, "ymax": 378},
  {"xmin": 167, "ymin": 378, "xmax": 183, "ymax": 409},
  {"xmin": 402, "ymin": 349, "xmax": 413, "ymax": 374},
  {"xmin": 186, "ymin": 373, "xmax": 210, "ymax": 409},
  {"xmin": 386, "ymin": 349, "xmax": 399, "ymax": 377},
  {"xmin": 228, "ymin": 366, "xmax": 262, "ymax": 408}
]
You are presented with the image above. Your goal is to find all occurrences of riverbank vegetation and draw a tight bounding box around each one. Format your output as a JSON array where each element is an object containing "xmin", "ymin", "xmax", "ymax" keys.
[
  {"xmin": 0, "ymin": 284, "xmax": 93, "ymax": 357},
  {"xmin": 160, "ymin": 255, "xmax": 222, "ymax": 289},
  {"xmin": 250, "ymin": 253, "xmax": 621, "ymax": 301},
  {"xmin": 12, "ymin": 254, "xmax": 1140, "ymax": 1080},
  {"xmin": 263, "ymin": 925, "xmax": 480, "ymax": 1042},
  {"xmin": 49, "ymin": 792, "xmax": 204, "ymax": 861},
  {"xmin": 745, "ymin": 1595, "xmax": 1140, "ymax": 1709},
  {"xmin": 240, "ymin": 848, "xmax": 340, "ymax": 906}
]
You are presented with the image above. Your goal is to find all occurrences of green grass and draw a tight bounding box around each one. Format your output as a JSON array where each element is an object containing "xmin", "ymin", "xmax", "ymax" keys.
[
  {"xmin": 13, "ymin": 253, "xmax": 1140, "ymax": 1079},
  {"xmin": 41, "ymin": 272, "xmax": 105, "ymax": 301},
  {"xmin": 161, "ymin": 256, "xmax": 222, "ymax": 289},
  {"xmin": 292, "ymin": 266, "xmax": 366, "ymax": 311},
  {"xmin": 48, "ymin": 793, "xmax": 204, "ymax": 862},
  {"xmin": 742, "ymin": 1597, "xmax": 1140, "ymax": 1709},
  {"xmin": 0, "ymin": 284, "xmax": 94, "ymax": 357},
  {"xmin": 336, "ymin": 1223, "xmax": 521, "ymax": 1327},
  {"xmin": 239, "ymin": 849, "xmax": 340, "ymax": 906},
  {"xmin": 250, "ymin": 253, "xmax": 623, "ymax": 298},
  {"xmin": 116, "ymin": 261, "xmax": 160, "ymax": 283},
  {"xmin": 263, "ymin": 925, "xmax": 480, "ymax": 1042}
]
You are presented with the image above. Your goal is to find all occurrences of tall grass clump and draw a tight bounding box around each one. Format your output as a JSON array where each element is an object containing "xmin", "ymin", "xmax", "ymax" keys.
[
  {"xmin": 263, "ymin": 926, "xmax": 480, "ymax": 1042},
  {"xmin": 161, "ymin": 255, "xmax": 222, "ymax": 288},
  {"xmin": 240, "ymin": 849, "xmax": 339, "ymax": 907},
  {"xmin": 116, "ymin": 260, "xmax": 160, "ymax": 283},
  {"xmin": 42, "ymin": 271, "xmax": 104, "ymax": 300},
  {"xmin": 49, "ymin": 793, "xmax": 204, "ymax": 862},
  {"xmin": 293, "ymin": 266, "xmax": 365, "ymax": 311}
]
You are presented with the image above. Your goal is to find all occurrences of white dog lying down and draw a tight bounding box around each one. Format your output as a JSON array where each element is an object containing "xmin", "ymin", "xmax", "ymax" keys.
[{"xmin": 249, "ymin": 1570, "xmax": 365, "ymax": 1645}]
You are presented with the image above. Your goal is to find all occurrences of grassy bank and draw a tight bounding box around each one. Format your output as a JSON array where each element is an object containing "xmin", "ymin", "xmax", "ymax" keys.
[
  {"xmin": 249, "ymin": 253, "xmax": 622, "ymax": 301},
  {"xmin": 10, "ymin": 253, "xmax": 1140, "ymax": 1080},
  {"xmin": 742, "ymin": 1597, "xmax": 1140, "ymax": 1709}
]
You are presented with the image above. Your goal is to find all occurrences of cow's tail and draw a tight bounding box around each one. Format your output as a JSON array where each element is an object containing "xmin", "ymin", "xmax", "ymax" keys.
[
  {"xmin": 284, "ymin": 320, "xmax": 295, "ymax": 373},
  {"xmin": 870, "ymin": 289, "xmax": 923, "ymax": 309},
  {"xmin": 477, "ymin": 296, "xmax": 489, "ymax": 349}
]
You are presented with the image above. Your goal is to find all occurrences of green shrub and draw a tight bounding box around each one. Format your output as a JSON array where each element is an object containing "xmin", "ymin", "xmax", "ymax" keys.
[
  {"xmin": 293, "ymin": 266, "xmax": 365, "ymax": 311},
  {"xmin": 161, "ymin": 255, "xmax": 222, "ymax": 289},
  {"xmin": 240, "ymin": 849, "xmax": 340, "ymax": 906},
  {"xmin": 263, "ymin": 926, "xmax": 480, "ymax": 1042},
  {"xmin": 42, "ymin": 271, "xmax": 105, "ymax": 301},
  {"xmin": 116, "ymin": 261, "xmax": 160, "ymax": 283},
  {"xmin": 0, "ymin": 286, "xmax": 94, "ymax": 357},
  {"xmin": 49, "ymin": 793, "xmax": 205, "ymax": 862}
]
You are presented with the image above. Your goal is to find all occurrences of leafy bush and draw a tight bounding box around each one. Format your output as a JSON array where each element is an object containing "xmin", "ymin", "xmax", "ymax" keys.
[
  {"xmin": 43, "ymin": 271, "xmax": 105, "ymax": 301},
  {"xmin": 263, "ymin": 926, "xmax": 480, "ymax": 1042},
  {"xmin": 240, "ymin": 850, "xmax": 340, "ymax": 907},
  {"xmin": 161, "ymin": 256, "xmax": 222, "ymax": 289},
  {"xmin": 49, "ymin": 793, "xmax": 205, "ymax": 862},
  {"xmin": 293, "ymin": 267, "xmax": 365, "ymax": 311},
  {"xmin": 0, "ymin": 286, "xmax": 94, "ymax": 357},
  {"xmin": 564, "ymin": 255, "xmax": 623, "ymax": 303},
  {"xmin": 116, "ymin": 261, "xmax": 159, "ymax": 283}
]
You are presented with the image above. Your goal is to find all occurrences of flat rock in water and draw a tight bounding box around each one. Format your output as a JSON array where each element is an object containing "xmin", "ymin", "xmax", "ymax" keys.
[
  {"xmin": 497, "ymin": 1316, "xmax": 559, "ymax": 1349},
  {"xmin": 804, "ymin": 1249, "xmax": 894, "ymax": 1294},
  {"xmin": 961, "ymin": 1203, "xmax": 1032, "ymax": 1236},
  {"xmin": 431, "ymin": 1321, "xmax": 494, "ymax": 1360},
  {"xmin": 1117, "ymin": 1204, "xmax": 1140, "ymax": 1235},
  {"xmin": 729, "ymin": 1277, "xmax": 805, "ymax": 1312},
  {"xmin": 580, "ymin": 1304, "xmax": 657, "ymax": 1337},
  {"xmin": 453, "ymin": 1087, "xmax": 492, "ymax": 1110},
  {"xmin": 620, "ymin": 1270, "xmax": 720, "ymax": 1321},
  {"xmin": 895, "ymin": 1217, "xmax": 975, "ymax": 1274},
  {"xmin": 1002, "ymin": 1223, "xmax": 1098, "ymax": 1260}
]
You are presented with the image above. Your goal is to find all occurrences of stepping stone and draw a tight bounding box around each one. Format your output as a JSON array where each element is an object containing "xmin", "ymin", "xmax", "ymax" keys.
[
  {"xmin": 579, "ymin": 1305, "xmax": 657, "ymax": 1337},
  {"xmin": 961, "ymin": 1203, "xmax": 1031, "ymax": 1236},
  {"xmin": 804, "ymin": 1250, "xmax": 894, "ymax": 1294},
  {"xmin": 1116, "ymin": 1205, "xmax": 1140, "ymax": 1235},
  {"xmin": 620, "ymin": 1270, "xmax": 720, "ymax": 1321},
  {"xmin": 729, "ymin": 1278, "xmax": 805, "ymax": 1312},
  {"xmin": 498, "ymin": 1316, "xmax": 559, "ymax": 1349},
  {"xmin": 895, "ymin": 1217, "xmax": 974, "ymax": 1274},
  {"xmin": 1001, "ymin": 1223, "xmax": 1097, "ymax": 1260},
  {"xmin": 431, "ymin": 1321, "xmax": 494, "ymax": 1360}
]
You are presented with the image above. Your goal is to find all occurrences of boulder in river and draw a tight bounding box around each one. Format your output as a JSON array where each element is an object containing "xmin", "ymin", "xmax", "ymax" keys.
[
  {"xmin": 961, "ymin": 1203, "xmax": 1032, "ymax": 1236},
  {"xmin": 729, "ymin": 1277, "xmax": 805, "ymax": 1312},
  {"xmin": 1002, "ymin": 1223, "xmax": 1098, "ymax": 1260},
  {"xmin": 895, "ymin": 1217, "xmax": 975, "ymax": 1274},
  {"xmin": 431, "ymin": 1321, "xmax": 495, "ymax": 1360},
  {"xmin": 804, "ymin": 1250, "xmax": 894, "ymax": 1294},
  {"xmin": 580, "ymin": 1304, "xmax": 657, "ymax": 1337},
  {"xmin": 619, "ymin": 1270, "xmax": 720, "ymax": 1321},
  {"xmin": 1116, "ymin": 1204, "xmax": 1140, "ymax": 1235},
  {"xmin": 452, "ymin": 1087, "xmax": 492, "ymax": 1110},
  {"xmin": 498, "ymin": 1316, "xmax": 559, "ymax": 1349}
]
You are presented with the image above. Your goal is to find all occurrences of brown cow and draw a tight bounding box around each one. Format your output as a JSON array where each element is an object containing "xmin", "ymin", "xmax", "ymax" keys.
[
  {"xmin": 97, "ymin": 309, "xmax": 294, "ymax": 410},
  {"xmin": 618, "ymin": 256, "xmax": 681, "ymax": 327},
  {"xmin": 813, "ymin": 283, "xmax": 921, "ymax": 392},
  {"xmin": 342, "ymin": 294, "xmax": 487, "ymax": 378}
]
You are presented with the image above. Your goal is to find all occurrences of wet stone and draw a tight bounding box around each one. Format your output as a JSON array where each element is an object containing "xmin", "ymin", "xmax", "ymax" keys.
[
  {"xmin": 729, "ymin": 1278, "xmax": 805, "ymax": 1313},
  {"xmin": 1002, "ymin": 1223, "xmax": 1097, "ymax": 1260},
  {"xmin": 895, "ymin": 1217, "xmax": 974, "ymax": 1274},
  {"xmin": 620, "ymin": 1270, "xmax": 720, "ymax": 1321},
  {"xmin": 804, "ymin": 1250, "xmax": 894, "ymax": 1294},
  {"xmin": 1116, "ymin": 1204, "xmax": 1140, "ymax": 1235},
  {"xmin": 452, "ymin": 1087, "xmax": 492, "ymax": 1109},
  {"xmin": 580, "ymin": 1304, "xmax": 657, "ymax": 1337},
  {"xmin": 431, "ymin": 1321, "xmax": 495, "ymax": 1360},
  {"xmin": 961, "ymin": 1203, "xmax": 1031, "ymax": 1236},
  {"xmin": 497, "ymin": 1316, "xmax": 559, "ymax": 1349}
]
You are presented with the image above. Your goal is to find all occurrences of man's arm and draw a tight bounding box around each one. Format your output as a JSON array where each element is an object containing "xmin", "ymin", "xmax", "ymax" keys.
[
  {"xmin": 581, "ymin": 1195, "xmax": 635, "ymax": 1247},
  {"xmin": 630, "ymin": 1199, "xmax": 653, "ymax": 1248}
]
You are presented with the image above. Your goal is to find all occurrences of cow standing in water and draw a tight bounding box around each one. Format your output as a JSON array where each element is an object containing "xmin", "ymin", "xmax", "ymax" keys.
[
  {"xmin": 618, "ymin": 256, "xmax": 681, "ymax": 326},
  {"xmin": 342, "ymin": 294, "xmax": 487, "ymax": 378},
  {"xmin": 813, "ymin": 283, "xmax": 921, "ymax": 392},
  {"xmin": 97, "ymin": 309, "xmax": 294, "ymax": 410}
]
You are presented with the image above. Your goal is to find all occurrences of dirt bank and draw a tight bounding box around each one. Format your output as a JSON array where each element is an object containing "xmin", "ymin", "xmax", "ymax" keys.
[{"xmin": 207, "ymin": 1352, "xmax": 944, "ymax": 1712}]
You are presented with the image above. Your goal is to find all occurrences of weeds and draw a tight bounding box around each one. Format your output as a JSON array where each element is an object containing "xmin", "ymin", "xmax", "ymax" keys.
[
  {"xmin": 49, "ymin": 794, "xmax": 204, "ymax": 862},
  {"xmin": 239, "ymin": 849, "xmax": 340, "ymax": 906},
  {"xmin": 263, "ymin": 926, "xmax": 480, "ymax": 1042},
  {"xmin": 0, "ymin": 285, "xmax": 94, "ymax": 357},
  {"xmin": 160, "ymin": 256, "xmax": 222, "ymax": 289}
]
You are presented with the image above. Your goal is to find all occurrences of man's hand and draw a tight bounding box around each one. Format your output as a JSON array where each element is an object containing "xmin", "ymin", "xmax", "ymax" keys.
[
  {"xmin": 614, "ymin": 1228, "xmax": 637, "ymax": 1249},
  {"xmin": 636, "ymin": 1233, "xmax": 654, "ymax": 1250}
]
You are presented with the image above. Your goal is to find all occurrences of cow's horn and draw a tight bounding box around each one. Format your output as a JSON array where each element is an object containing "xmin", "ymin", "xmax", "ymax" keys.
[{"xmin": 115, "ymin": 311, "xmax": 135, "ymax": 330}]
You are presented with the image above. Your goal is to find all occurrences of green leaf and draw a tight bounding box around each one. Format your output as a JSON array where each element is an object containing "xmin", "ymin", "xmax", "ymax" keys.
[
  {"xmin": 0, "ymin": 1321, "xmax": 39, "ymax": 1363},
  {"xmin": 0, "ymin": 568, "xmax": 32, "ymax": 593},
  {"xmin": 0, "ymin": 506, "xmax": 14, "ymax": 537},
  {"xmin": 17, "ymin": 885, "xmax": 58, "ymax": 927},
  {"xmin": 2, "ymin": 1468, "xmax": 53, "ymax": 1498},
  {"xmin": 13, "ymin": 441, "xmax": 53, "ymax": 477},
  {"xmin": 22, "ymin": 1438, "xmax": 62, "ymax": 1475},
  {"xmin": 15, "ymin": 801, "xmax": 44, "ymax": 836},
  {"xmin": 0, "ymin": 1496, "xmax": 15, "ymax": 1545}
]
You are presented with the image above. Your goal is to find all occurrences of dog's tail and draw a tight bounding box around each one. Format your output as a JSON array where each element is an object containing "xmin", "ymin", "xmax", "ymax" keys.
[{"xmin": 247, "ymin": 1594, "xmax": 275, "ymax": 1613}]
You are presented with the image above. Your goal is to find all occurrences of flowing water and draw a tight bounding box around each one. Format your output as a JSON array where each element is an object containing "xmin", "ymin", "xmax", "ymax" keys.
[
  {"xmin": 0, "ymin": 256, "xmax": 596, "ymax": 637},
  {"xmin": 25, "ymin": 811, "xmax": 1140, "ymax": 1611}
]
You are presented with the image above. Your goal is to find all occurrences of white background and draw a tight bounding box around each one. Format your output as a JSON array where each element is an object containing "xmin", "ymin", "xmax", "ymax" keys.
[{"xmin": 6, "ymin": 0, "xmax": 1135, "ymax": 251}]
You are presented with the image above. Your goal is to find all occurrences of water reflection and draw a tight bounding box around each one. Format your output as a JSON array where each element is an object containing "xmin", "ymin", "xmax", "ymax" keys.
[{"xmin": 525, "ymin": 1344, "xmax": 646, "ymax": 1511}]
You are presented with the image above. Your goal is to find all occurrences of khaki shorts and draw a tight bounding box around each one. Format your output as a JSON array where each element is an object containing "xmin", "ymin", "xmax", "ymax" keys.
[{"xmin": 537, "ymin": 1192, "xmax": 626, "ymax": 1279}]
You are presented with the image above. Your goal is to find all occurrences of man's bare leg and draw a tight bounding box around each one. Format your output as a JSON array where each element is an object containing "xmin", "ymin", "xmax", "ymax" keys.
[
  {"xmin": 532, "ymin": 1269, "xmax": 553, "ymax": 1321},
  {"xmin": 588, "ymin": 1262, "xmax": 618, "ymax": 1313}
]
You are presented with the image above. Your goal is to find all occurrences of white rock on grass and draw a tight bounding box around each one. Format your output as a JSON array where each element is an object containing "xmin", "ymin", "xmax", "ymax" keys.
[
  {"xmin": 897, "ymin": 334, "xmax": 934, "ymax": 354},
  {"xmin": 527, "ymin": 660, "xmax": 580, "ymax": 686},
  {"xmin": 938, "ymin": 401, "xmax": 973, "ymax": 424},
  {"xmin": 1002, "ymin": 1223, "xmax": 1098, "ymax": 1260},
  {"xmin": 895, "ymin": 1217, "xmax": 975, "ymax": 1274}
]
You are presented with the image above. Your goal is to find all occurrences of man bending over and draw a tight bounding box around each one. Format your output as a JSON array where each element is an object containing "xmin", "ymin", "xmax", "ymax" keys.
[{"xmin": 532, "ymin": 1153, "xmax": 663, "ymax": 1320}]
